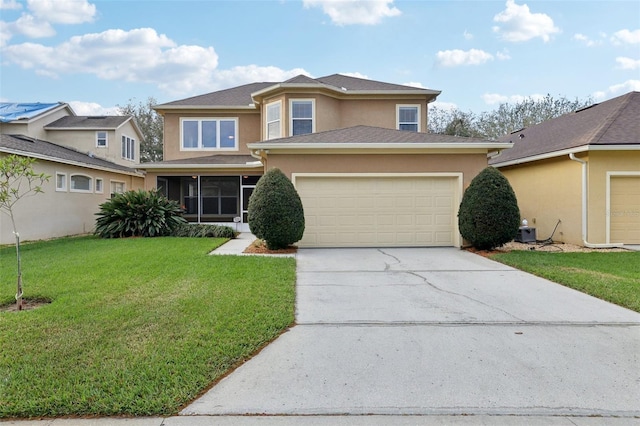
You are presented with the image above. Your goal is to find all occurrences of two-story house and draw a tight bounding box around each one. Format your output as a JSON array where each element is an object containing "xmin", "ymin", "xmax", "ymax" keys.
[
  {"xmin": 0, "ymin": 102, "xmax": 145, "ymax": 244},
  {"xmin": 143, "ymin": 74, "xmax": 511, "ymax": 247}
]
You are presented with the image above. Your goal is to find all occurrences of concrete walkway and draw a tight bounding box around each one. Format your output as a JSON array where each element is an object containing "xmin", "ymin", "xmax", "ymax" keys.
[{"xmin": 6, "ymin": 236, "xmax": 640, "ymax": 425}]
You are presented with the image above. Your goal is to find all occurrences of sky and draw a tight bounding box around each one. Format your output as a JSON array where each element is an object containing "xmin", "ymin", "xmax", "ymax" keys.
[{"xmin": 0, "ymin": 0, "xmax": 639, "ymax": 116}]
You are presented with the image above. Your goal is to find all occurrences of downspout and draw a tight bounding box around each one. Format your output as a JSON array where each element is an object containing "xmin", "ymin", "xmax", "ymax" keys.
[{"xmin": 569, "ymin": 153, "xmax": 624, "ymax": 248}]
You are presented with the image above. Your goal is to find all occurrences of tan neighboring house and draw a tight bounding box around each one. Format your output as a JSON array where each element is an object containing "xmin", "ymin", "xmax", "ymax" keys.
[
  {"xmin": 143, "ymin": 74, "xmax": 512, "ymax": 247},
  {"xmin": 490, "ymin": 91, "xmax": 640, "ymax": 247},
  {"xmin": 0, "ymin": 103, "xmax": 145, "ymax": 244}
]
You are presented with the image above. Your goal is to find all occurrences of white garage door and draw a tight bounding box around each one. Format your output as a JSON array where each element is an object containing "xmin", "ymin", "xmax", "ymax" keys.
[
  {"xmin": 295, "ymin": 175, "xmax": 459, "ymax": 247},
  {"xmin": 610, "ymin": 176, "xmax": 640, "ymax": 244}
]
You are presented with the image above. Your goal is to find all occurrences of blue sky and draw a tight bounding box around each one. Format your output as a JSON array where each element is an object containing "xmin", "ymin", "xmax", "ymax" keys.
[{"xmin": 1, "ymin": 0, "xmax": 639, "ymax": 116}]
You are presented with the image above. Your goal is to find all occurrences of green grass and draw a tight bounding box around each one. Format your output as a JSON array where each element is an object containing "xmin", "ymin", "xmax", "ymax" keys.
[
  {"xmin": 490, "ymin": 250, "xmax": 640, "ymax": 313},
  {"xmin": 0, "ymin": 236, "xmax": 296, "ymax": 418}
]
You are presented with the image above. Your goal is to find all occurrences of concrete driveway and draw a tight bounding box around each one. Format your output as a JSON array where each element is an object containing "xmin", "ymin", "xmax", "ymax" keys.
[{"xmin": 183, "ymin": 248, "xmax": 640, "ymax": 421}]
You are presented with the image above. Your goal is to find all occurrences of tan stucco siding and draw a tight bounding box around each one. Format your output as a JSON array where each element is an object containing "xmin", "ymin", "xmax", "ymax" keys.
[
  {"xmin": 339, "ymin": 99, "xmax": 428, "ymax": 131},
  {"xmin": 266, "ymin": 153, "xmax": 486, "ymax": 189},
  {"xmin": 500, "ymin": 158, "xmax": 583, "ymax": 245},
  {"xmin": 587, "ymin": 151, "xmax": 640, "ymax": 244},
  {"xmin": 162, "ymin": 111, "xmax": 260, "ymax": 161},
  {"xmin": 0, "ymin": 157, "xmax": 144, "ymax": 244}
]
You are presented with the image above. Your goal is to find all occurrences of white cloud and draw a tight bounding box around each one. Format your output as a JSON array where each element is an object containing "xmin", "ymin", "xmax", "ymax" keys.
[
  {"xmin": 339, "ymin": 71, "xmax": 369, "ymax": 79},
  {"xmin": 482, "ymin": 92, "xmax": 545, "ymax": 105},
  {"xmin": 463, "ymin": 30, "xmax": 473, "ymax": 40},
  {"xmin": 68, "ymin": 101, "xmax": 119, "ymax": 116},
  {"xmin": 593, "ymin": 80, "xmax": 640, "ymax": 101},
  {"xmin": 496, "ymin": 49, "xmax": 511, "ymax": 60},
  {"xmin": 572, "ymin": 33, "xmax": 602, "ymax": 47},
  {"xmin": 0, "ymin": 0, "xmax": 22, "ymax": 9},
  {"xmin": 12, "ymin": 13, "xmax": 56, "ymax": 38},
  {"xmin": 403, "ymin": 81, "xmax": 425, "ymax": 89},
  {"xmin": 303, "ymin": 0, "xmax": 401, "ymax": 25},
  {"xmin": 615, "ymin": 57, "xmax": 640, "ymax": 70},
  {"xmin": 27, "ymin": 0, "xmax": 96, "ymax": 24},
  {"xmin": 492, "ymin": 0, "xmax": 559, "ymax": 42},
  {"xmin": 435, "ymin": 49, "xmax": 494, "ymax": 67},
  {"xmin": 611, "ymin": 29, "xmax": 640, "ymax": 45},
  {"xmin": 429, "ymin": 101, "xmax": 458, "ymax": 111}
]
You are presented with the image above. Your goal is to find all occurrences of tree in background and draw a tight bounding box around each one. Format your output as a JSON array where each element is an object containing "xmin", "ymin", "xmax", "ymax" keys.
[
  {"xmin": 429, "ymin": 94, "xmax": 593, "ymax": 140},
  {"xmin": 118, "ymin": 97, "xmax": 163, "ymax": 162},
  {"xmin": 0, "ymin": 155, "xmax": 50, "ymax": 310}
]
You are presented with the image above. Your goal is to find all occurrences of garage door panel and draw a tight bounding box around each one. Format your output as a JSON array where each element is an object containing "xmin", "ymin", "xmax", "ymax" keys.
[
  {"xmin": 296, "ymin": 175, "xmax": 458, "ymax": 247},
  {"xmin": 610, "ymin": 176, "xmax": 640, "ymax": 244}
]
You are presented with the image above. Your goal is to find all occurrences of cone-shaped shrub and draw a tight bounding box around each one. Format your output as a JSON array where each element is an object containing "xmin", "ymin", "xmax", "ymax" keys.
[
  {"xmin": 248, "ymin": 168, "xmax": 305, "ymax": 250},
  {"xmin": 95, "ymin": 189, "xmax": 187, "ymax": 238},
  {"xmin": 458, "ymin": 167, "xmax": 521, "ymax": 250}
]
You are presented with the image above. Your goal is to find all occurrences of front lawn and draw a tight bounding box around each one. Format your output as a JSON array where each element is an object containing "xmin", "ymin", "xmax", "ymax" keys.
[
  {"xmin": 0, "ymin": 236, "xmax": 296, "ymax": 418},
  {"xmin": 490, "ymin": 250, "xmax": 640, "ymax": 313}
]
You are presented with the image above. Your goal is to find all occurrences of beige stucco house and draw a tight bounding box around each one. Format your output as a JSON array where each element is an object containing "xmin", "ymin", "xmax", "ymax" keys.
[
  {"xmin": 0, "ymin": 103, "xmax": 145, "ymax": 244},
  {"xmin": 490, "ymin": 91, "xmax": 640, "ymax": 247},
  {"xmin": 144, "ymin": 74, "xmax": 511, "ymax": 247}
]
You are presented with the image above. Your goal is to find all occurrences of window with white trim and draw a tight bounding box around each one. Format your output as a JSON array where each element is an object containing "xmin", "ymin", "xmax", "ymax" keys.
[
  {"xmin": 121, "ymin": 135, "xmax": 135, "ymax": 161},
  {"xmin": 397, "ymin": 105, "xmax": 420, "ymax": 132},
  {"xmin": 70, "ymin": 174, "xmax": 92, "ymax": 192},
  {"xmin": 290, "ymin": 99, "xmax": 315, "ymax": 136},
  {"xmin": 56, "ymin": 173, "xmax": 67, "ymax": 192},
  {"xmin": 95, "ymin": 178, "xmax": 103, "ymax": 193},
  {"xmin": 110, "ymin": 181, "xmax": 125, "ymax": 198},
  {"xmin": 96, "ymin": 131, "xmax": 107, "ymax": 147},
  {"xmin": 266, "ymin": 101, "xmax": 282, "ymax": 140},
  {"xmin": 181, "ymin": 118, "xmax": 238, "ymax": 150}
]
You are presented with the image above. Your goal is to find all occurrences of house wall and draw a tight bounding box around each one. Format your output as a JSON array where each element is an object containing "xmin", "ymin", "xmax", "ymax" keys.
[
  {"xmin": 0, "ymin": 108, "xmax": 70, "ymax": 140},
  {"xmin": 0, "ymin": 156, "xmax": 144, "ymax": 244},
  {"xmin": 266, "ymin": 153, "xmax": 487, "ymax": 189},
  {"xmin": 587, "ymin": 150, "xmax": 640, "ymax": 243},
  {"xmin": 500, "ymin": 157, "xmax": 584, "ymax": 245},
  {"xmin": 162, "ymin": 111, "xmax": 260, "ymax": 161}
]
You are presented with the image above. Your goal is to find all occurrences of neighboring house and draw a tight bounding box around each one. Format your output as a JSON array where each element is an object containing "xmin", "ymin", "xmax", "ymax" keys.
[
  {"xmin": 490, "ymin": 91, "xmax": 640, "ymax": 247},
  {"xmin": 0, "ymin": 103, "xmax": 145, "ymax": 244},
  {"xmin": 144, "ymin": 74, "xmax": 511, "ymax": 247}
]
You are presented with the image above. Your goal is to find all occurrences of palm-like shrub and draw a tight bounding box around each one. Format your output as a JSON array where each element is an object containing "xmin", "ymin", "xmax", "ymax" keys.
[
  {"xmin": 95, "ymin": 189, "xmax": 187, "ymax": 238},
  {"xmin": 458, "ymin": 167, "xmax": 521, "ymax": 250},
  {"xmin": 248, "ymin": 168, "xmax": 305, "ymax": 250}
]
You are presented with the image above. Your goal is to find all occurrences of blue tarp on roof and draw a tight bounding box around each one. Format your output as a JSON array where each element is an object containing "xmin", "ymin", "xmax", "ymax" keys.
[{"xmin": 0, "ymin": 103, "xmax": 61, "ymax": 123}]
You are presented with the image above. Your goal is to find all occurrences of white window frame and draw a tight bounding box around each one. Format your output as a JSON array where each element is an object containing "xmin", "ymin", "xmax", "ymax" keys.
[
  {"xmin": 110, "ymin": 180, "xmax": 126, "ymax": 198},
  {"xmin": 289, "ymin": 99, "xmax": 315, "ymax": 136},
  {"xmin": 396, "ymin": 104, "xmax": 421, "ymax": 132},
  {"xmin": 96, "ymin": 131, "xmax": 108, "ymax": 148},
  {"xmin": 95, "ymin": 178, "xmax": 104, "ymax": 194},
  {"xmin": 265, "ymin": 100, "xmax": 282, "ymax": 140},
  {"xmin": 180, "ymin": 117, "xmax": 239, "ymax": 151},
  {"xmin": 121, "ymin": 135, "xmax": 135, "ymax": 161},
  {"xmin": 70, "ymin": 174, "xmax": 93, "ymax": 193},
  {"xmin": 56, "ymin": 172, "xmax": 67, "ymax": 192}
]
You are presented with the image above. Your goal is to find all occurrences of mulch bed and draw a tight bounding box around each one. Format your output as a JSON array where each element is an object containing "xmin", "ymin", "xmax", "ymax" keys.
[{"xmin": 243, "ymin": 239, "xmax": 297, "ymax": 255}]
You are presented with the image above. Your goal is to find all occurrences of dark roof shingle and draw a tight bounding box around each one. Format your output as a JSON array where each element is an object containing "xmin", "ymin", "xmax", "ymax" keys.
[{"xmin": 45, "ymin": 116, "xmax": 131, "ymax": 129}]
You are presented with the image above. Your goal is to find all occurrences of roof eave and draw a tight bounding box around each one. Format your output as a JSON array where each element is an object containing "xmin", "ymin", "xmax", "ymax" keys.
[
  {"xmin": 138, "ymin": 162, "xmax": 264, "ymax": 171},
  {"xmin": 248, "ymin": 142, "xmax": 513, "ymax": 151},
  {"xmin": 153, "ymin": 104, "xmax": 258, "ymax": 111},
  {"xmin": 492, "ymin": 144, "xmax": 640, "ymax": 168}
]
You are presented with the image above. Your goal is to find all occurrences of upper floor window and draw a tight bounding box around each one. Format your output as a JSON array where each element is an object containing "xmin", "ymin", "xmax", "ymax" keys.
[
  {"xmin": 290, "ymin": 99, "xmax": 315, "ymax": 136},
  {"xmin": 266, "ymin": 101, "xmax": 282, "ymax": 140},
  {"xmin": 397, "ymin": 105, "xmax": 420, "ymax": 132},
  {"xmin": 121, "ymin": 135, "xmax": 135, "ymax": 161},
  {"xmin": 181, "ymin": 118, "xmax": 238, "ymax": 150},
  {"xmin": 96, "ymin": 131, "xmax": 107, "ymax": 147},
  {"xmin": 70, "ymin": 174, "xmax": 92, "ymax": 193}
]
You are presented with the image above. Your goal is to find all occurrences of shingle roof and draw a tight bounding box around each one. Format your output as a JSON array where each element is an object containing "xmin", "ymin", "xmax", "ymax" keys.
[
  {"xmin": 0, "ymin": 134, "xmax": 141, "ymax": 174},
  {"xmin": 155, "ymin": 74, "xmax": 440, "ymax": 109},
  {"xmin": 45, "ymin": 116, "xmax": 131, "ymax": 129},
  {"xmin": 491, "ymin": 91, "xmax": 640, "ymax": 165},
  {"xmin": 253, "ymin": 125, "xmax": 496, "ymax": 145},
  {"xmin": 146, "ymin": 154, "xmax": 258, "ymax": 166}
]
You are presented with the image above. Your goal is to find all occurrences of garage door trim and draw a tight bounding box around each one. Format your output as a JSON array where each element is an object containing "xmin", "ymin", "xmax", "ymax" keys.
[
  {"xmin": 292, "ymin": 172, "xmax": 464, "ymax": 247},
  {"xmin": 606, "ymin": 171, "xmax": 640, "ymax": 244}
]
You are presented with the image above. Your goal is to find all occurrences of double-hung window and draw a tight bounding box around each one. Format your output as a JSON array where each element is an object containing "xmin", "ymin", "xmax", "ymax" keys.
[
  {"xmin": 397, "ymin": 105, "xmax": 420, "ymax": 132},
  {"xmin": 182, "ymin": 118, "xmax": 238, "ymax": 150},
  {"xmin": 266, "ymin": 101, "xmax": 282, "ymax": 140},
  {"xmin": 290, "ymin": 99, "xmax": 314, "ymax": 136},
  {"xmin": 121, "ymin": 135, "xmax": 135, "ymax": 161},
  {"xmin": 96, "ymin": 131, "xmax": 107, "ymax": 147}
]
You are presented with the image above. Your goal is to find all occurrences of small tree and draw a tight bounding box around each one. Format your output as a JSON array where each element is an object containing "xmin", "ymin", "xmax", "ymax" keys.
[
  {"xmin": 458, "ymin": 167, "xmax": 520, "ymax": 250},
  {"xmin": 0, "ymin": 155, "xmax": 50, "ymax": 310},
  {"xmin": 248, "ymin": 168, "xmax": 305, "ymax": 250}
]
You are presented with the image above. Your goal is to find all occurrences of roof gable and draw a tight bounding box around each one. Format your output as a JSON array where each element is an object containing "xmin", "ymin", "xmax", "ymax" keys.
[
  {"xmin": 0, "ymin": 102, "xmax": 68, "ymax": 123},
  {"xmin": 491, "ymin": 91, "xmax": 640, "ymax": 166}
]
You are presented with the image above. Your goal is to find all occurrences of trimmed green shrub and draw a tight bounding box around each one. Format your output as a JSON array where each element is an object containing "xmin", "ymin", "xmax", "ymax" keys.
[
  {"xmin": 95, "ymin": 189, "xmax": 187, "ymax": 238},
  {"xmin": 171, "ymin": 223, "xmax": 235, "ymax": 238},
  {"xmin": 248, "ymin": 168, "xmax": 305, "ymax": 250},
  {"xmin": 458, "ymin": 167, "xmax": 521, "ymax": 250}
]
